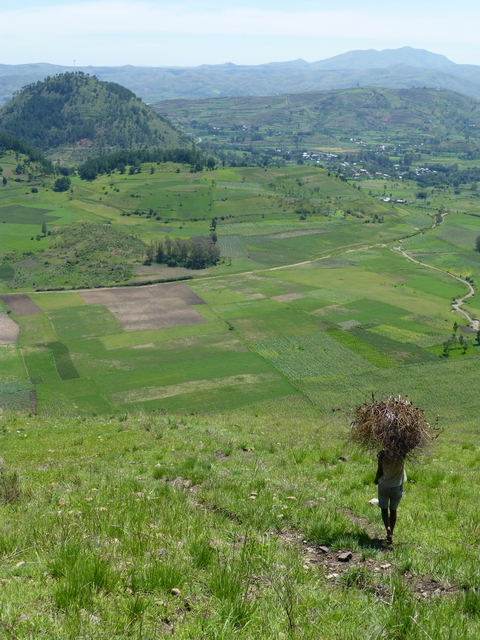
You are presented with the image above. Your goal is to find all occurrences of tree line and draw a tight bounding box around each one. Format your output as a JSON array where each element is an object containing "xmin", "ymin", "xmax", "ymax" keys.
[
  {"xmin": 145, "ymin": 236, "xmax": 220, "ymax": 270},
  {"xmin": 404, "ymin": 164, "xmax": 480, "ymax": 188},
  {"xmin": 0, "ymin": 131, "xmax": 53, "ymax": 173},
  {"xmin": 78, "ymin": 147, "xmax": 207, "ymax": 180}
]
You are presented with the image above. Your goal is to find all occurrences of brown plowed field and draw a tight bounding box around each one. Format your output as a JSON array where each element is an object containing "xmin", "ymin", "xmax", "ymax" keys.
[
  {"xmin": 79, "ymin": 283, "xmax": 207, "ymax": 332},
  {"xmin": 0, "ymin": 294, "xmax": 42, "ymax": 316}
]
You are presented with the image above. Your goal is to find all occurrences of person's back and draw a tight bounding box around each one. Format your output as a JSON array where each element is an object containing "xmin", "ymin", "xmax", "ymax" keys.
[
  {"xmin": 378, "ymin": 454, "xmax": 406, "ymax": 488},
  {"xmin": 374, "ymin": 451, "xmax": 406, "ymax": 543}
]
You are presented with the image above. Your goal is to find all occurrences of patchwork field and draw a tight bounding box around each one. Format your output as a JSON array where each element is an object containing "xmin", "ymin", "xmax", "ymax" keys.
[
  {"xmin": 0, "ymin": 236, "xmax": 477, "ymax": 417},
  {"xmin": 1, "ymin": 151, "xmax": 480, "ymax": 417}
]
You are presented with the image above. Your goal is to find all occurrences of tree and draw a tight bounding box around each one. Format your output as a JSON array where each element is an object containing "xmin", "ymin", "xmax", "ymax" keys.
[
  {"xmin": 54, "ymin": 176, "xmax": 71, "ymax": 192},
  {"xmin": 2, "ymin": 176, "xmax": 7, "ymax": 186},
  {"xmin": 144, "ymin": 242, "xmax": 155, "ymax": 265},
  {"xmin": 41, "ymin": 222, "xmax": 47, "ymax": 236},
  {"xmin": 442, "ymin": 339, "xmax": 453, "ymax": 357},
  {"xmin": 475, "ymin": 235, "xmax": 480, "ymax": 252}
]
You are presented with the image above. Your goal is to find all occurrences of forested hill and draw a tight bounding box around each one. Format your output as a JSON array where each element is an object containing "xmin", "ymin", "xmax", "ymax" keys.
[{"xmin": 0, "ymin": 72, "xmax": 188, "ymax": 162}]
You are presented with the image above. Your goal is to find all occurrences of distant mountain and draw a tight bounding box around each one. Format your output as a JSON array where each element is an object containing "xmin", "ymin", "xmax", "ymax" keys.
[
  {"xmin": 2, "ymin": 48, "xmax": 480, "ymax": 104},
  {"xmin": 0, "ymin": 72, "xmax": 187, "ymax": 162},
  {"xmin": 310, "ymin": 47, "xmax": 456, "ymax": 70}
]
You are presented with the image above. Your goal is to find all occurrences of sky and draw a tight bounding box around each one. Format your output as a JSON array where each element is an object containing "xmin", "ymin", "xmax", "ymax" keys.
[{"xmin": 1, "ymin": 0, "xmax": 480, "ymax": 68}]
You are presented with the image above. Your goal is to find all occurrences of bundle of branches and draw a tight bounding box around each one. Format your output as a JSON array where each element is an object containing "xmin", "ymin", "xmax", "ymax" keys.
[{"xmin": 350, "ymin": 394, "xmax": 440, "ymax": 459}]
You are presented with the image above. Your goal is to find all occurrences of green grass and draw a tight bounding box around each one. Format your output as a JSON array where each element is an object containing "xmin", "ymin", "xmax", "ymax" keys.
[
  {"xmin": 0, "ymin": 205, "xmax": 59, "ymax": 225},
  {"xmin": 30, "ymin": 292, "xmax": 87, "ymax": 311},
  {"xmin": 47, "ymin": 305, "xmax": 123, "ymax": 341},
  {"xmin": 253, "ymin": 333, "xmax": 376, "ymax": 380},
  {"xmin": 0, "ymin": 405, "xmax": 478, "ymax": 638}
]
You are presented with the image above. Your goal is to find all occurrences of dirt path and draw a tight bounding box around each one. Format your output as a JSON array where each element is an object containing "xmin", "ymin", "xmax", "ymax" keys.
[{"xmin": 394, "ymin": 241, "xmax": 478, "ymax": 330}]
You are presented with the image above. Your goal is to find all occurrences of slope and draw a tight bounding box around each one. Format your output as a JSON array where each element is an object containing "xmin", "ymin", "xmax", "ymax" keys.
[
  {"xmin": 152, "ymin": 86, "xmax": 480, "ymax": 148},
  {"xmin": 0, "ymin": 72, "xmax": 187, "ymax": 162}
]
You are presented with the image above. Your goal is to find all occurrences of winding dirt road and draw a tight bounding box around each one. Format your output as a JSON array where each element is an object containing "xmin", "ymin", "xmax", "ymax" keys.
[{"xmin": 394, "ymin": 241, "xmax": 478, "ymax": 330}]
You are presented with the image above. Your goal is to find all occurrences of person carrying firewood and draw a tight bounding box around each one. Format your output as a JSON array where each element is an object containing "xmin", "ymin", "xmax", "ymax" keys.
[
  {"xmin": 374, "ymin": 450, "xmax": 406, "ymax": 544},
  {"xmin": 349, "ymin": 394, "xmax": 441, "ymax": 545}
]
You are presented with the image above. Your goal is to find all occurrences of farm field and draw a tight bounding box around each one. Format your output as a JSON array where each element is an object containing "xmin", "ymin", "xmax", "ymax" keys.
[
  {"xmin": 1, "ymin": 147, "xmax": 480, "ymax": 416},
  {"xmin": 0, "ymin": 240, "xmax": 477, "ymax": 417}
]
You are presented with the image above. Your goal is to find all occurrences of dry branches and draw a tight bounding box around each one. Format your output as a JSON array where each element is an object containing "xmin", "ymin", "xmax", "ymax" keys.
[{"xmin": 349, "ymin": 394, "xmax": 440, "ymax": 459}]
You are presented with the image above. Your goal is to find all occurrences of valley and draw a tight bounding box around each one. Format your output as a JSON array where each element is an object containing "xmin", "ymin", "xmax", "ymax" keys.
[{"xmin": 1, "ymin": 66, "xmax": 480, "ymax": 638}]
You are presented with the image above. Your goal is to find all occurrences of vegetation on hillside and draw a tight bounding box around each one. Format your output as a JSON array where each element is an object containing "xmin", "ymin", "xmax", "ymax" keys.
[
  {"xmin": 78, "ymin": 146, "xmax": 208, "ymax": 181},
  {"xmin": 152, "ymin": 87, "xmax": 480, "ymax": 168},
  {"xmin": 2, "ymin": 224, "xmax": 145, "ymax": 290},
  {"xmin": 0, "ymin": 72, "xmax": 188, "ymax": 162},
  {"xmin": 145, "ymin": 235, "xmax": 221, "ymax": 269},
  {"xmin": 0, "ymin": 406, "xmax": 479, "ymax": 638},
  {"xmin": 0, "ymin": 131, "xmax": 53, "ymax": 174}
]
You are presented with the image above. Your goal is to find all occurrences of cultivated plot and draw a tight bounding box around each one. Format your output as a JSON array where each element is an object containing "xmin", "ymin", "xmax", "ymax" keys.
[
  {"xmin": 0, "ymin": 313, "xmax": 19, "ymax": 343},
  {"xmin": 79, "ymin": 283, "xmax": 207, "ymax": 332}
]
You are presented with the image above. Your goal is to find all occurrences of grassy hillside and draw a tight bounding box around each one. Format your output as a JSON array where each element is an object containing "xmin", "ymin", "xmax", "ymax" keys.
[
  {"xmin": 0, "ymin": 72, "xmax": 187, "ymax": 163},
  {"xmin": 152, "ymin": 87, "xmax": 480, "ymax": 152},
  {"xmin": 0, "ymin": 403, "xmax": 479, "ymax": 638}
]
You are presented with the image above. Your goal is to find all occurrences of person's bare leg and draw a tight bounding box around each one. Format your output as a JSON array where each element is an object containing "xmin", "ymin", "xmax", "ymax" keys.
[
  {"xmin": 382, "ymin": 509, "xmax": 397, "ymax": 542},
  {"xmin": 389, "ymin": 510, "xmax": 397, "ymax": 535}
]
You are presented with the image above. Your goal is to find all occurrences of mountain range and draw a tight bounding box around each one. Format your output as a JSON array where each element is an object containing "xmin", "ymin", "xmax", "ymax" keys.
[{"xmin": 2, "ymin": 47, "xmax": 480, "ymax": 104}]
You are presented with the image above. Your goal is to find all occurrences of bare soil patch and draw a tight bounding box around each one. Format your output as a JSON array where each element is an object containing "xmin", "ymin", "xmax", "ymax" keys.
[
  {"xmin": 272, "ymin": 293, "xmax": 305, "ymax": 302},
  {"xmin": 337, "ymin": 319, "xmax": 362, "ymax": 330},
  {"xmin": 242, "ymin": 293, "xmax": 266, "ymax": 300},
  {"xmin": 80, "ymin": 283, "xmax": 207, "ymax": 332},
  {"xmin": 460, "ymin": 325, "xmax": 476, "ymax": 334},
  {"xmin": 0, "ymin": 314, "xmax": 20, "ymax": 344},
  {"xmin": 250, "ymin": 229, "xmax": 331, "ymax": 243},
  {"xmin": 0, "ymin": 294, "xmax": 42, "ymax": 316}
]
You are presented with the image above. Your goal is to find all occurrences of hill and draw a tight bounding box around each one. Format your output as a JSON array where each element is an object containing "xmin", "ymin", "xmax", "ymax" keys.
[
  {"xmin": 0, "ymin": 72, "xmax": 187, "ymax": 162},
  {"xmin": 0, "ymin": 405, "xmax": 479, "ymax": 637},
  {"xmin": 151, "ymin": 86, "xmax": 480, "ymax": 149},
  {"xmin": 3, "ymin": 48, "xmax": 480, "ymax": 103}
]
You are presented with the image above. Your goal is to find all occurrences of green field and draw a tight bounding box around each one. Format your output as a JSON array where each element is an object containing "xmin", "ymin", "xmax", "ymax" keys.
[
  {"xmin": 0, "ymin": 150, "xmax": 480, "ymax": 416},
  {"xmin": 2, "ymin": 100, "xmax": 480, "ymax": 638}
]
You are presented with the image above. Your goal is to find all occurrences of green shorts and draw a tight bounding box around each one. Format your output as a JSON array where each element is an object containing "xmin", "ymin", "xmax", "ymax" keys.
[{"xmin": 378, "ymin": 484, "xmax": 404, "ymax": 510}]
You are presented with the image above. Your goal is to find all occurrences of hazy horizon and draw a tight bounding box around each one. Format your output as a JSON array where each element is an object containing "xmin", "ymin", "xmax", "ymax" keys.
[{"xmin": 1, "ymin": 0, "xmax": 480, "ymax": 68}]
